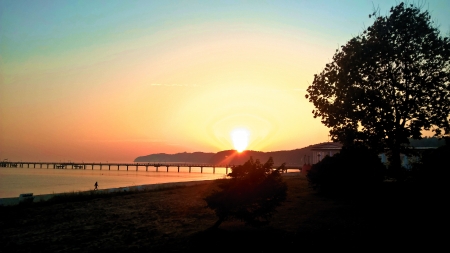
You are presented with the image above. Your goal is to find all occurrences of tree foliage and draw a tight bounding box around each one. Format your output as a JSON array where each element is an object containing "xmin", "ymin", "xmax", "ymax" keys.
[
  {"xmin": 204, "ymin": 157, "xmax": 287, "ymax": 228},
  {"xmin": 305, "ymin": 2, "xmax": 450, "ymax": 175},
  {"xmin": 307, "ymin": 145, "xmax": 385, "ymax": 197}
]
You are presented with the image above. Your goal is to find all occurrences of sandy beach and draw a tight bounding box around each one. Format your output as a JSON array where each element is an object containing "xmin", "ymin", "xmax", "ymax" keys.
[{"xmin": 0, "ymin": 173, "xmax": 443, "ymax": 252}]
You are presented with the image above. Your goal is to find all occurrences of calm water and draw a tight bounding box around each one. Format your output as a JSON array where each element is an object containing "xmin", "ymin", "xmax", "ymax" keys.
[{"xmin": 0, "ymin": 166, "xmax": 228, "ymax": 198}]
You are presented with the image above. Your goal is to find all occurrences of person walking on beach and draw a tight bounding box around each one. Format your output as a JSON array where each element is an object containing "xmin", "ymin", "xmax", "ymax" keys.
[{"xmin": 94, "ymin": 181, "xmax": 98, "ymax": 190}]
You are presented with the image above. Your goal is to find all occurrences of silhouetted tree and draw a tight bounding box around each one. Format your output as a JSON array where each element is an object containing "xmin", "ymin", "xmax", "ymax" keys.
[
  {"xmin": 204, "ymin": 157, "xmax": 287, "ymax": 228},
  {"xmin": 305, "ymin": 2, "xmax": 450, "ymax": 179}
]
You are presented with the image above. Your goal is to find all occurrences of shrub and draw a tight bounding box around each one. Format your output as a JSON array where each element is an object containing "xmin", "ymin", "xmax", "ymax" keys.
[
  {"xmin": 205, "ymin": 157, "xmax": 287, "ymax": 228},
  {"xmin": 409, "ymin": 138, "xmax": 449, "ymax": 190},
  {"xmin": 307, "ymin": 145, "xmax": 385, "ymax": 197}
]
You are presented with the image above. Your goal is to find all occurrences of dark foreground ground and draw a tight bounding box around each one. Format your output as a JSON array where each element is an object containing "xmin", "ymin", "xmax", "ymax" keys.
[{"xmin": 0, "ymin": 173, "xmax": 445, "ymax": 252}]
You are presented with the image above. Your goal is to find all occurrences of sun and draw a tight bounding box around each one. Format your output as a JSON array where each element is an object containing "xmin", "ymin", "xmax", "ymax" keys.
[{"xmin": 231, "ymin": 128, "xmax": 249, "ymax": 152}]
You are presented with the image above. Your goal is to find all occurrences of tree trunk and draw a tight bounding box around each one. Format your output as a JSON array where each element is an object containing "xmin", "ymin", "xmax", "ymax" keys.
[{"xmin": 388, "ymin": 145, "xmax": 403, "ymax": 181}]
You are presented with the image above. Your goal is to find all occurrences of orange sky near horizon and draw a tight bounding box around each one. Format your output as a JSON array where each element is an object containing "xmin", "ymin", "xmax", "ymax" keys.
[{"xmin": 1, "ymin": 1, "xmax": 449, "ymax": 162}]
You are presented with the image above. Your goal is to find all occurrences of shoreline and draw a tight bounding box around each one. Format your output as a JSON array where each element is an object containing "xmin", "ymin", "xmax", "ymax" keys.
[
  {"xmin": 0, "ymin": 172, "xmax": 300, "ymax": 207},
  {"xmin": 0, "ymin": 166, "xmax": 229, "ymax": 200},
  {"xmin": 0, "ymin": 179, "xmax": 215, "ymax": 207}
]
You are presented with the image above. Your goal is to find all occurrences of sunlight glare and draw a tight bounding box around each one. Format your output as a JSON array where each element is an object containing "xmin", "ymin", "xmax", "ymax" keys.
[{"xmin": 231, "ymin": 128, "xmax": 250, "ymax": 152}]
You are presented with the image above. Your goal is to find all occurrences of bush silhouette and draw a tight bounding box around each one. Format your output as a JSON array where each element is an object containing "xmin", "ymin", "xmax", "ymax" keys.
[
  {"xmin": 205, "ymin": 157, "xmax": 287, "ymax": 228},
  {"xmin": 307, "ymin": 145, "xmax": 385, "ymax": 197},
  {"xmin": 409, "ymin": 138, "xmax": 449, "ymax": 190}
]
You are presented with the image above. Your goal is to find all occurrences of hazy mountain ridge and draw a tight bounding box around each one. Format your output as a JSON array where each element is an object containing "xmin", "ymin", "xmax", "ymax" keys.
[
  {"xmin": 134, "ymin": 143, "xmax": 327, "ymax": 166},
  {"xmin": 134, "ymin": 152, "xmax": 215, "ymax": 163},
  {"xmin": 134, "ymin": 137, "xmax": 444, "ymax": 165}
]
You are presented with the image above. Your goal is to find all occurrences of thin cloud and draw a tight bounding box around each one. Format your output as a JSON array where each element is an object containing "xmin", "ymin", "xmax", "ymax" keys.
[
  {"xmin": 150, "ymin": 83, "xmax": 200, "ymax": 87},
  {"xmin": 255, "ymin": 87, "xmax": 307, "ymax": 92},
  {"xmin": 79, "ymin": 139, "xmax": 166, "ymax": 143}
]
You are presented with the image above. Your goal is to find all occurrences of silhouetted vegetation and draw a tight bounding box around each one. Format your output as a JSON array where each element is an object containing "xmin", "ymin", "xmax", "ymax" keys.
[
  {"xmin": 409, "ymin": 137, "xmax": 450, "ymax": 189},
  {"xmin": 204, "ymin": 157, "xmax": 287, "ymax": 228},
  {"xmin": 305, "ymin": 2, "xmax": 450, "ymax": 180},
  {"xmin": 307, "ymin": 145, "xmax": 385, "ymax": 197}
]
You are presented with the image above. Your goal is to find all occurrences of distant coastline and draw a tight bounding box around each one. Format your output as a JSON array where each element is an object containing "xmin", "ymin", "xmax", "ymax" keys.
[
  {"xmin": 135, "ymin": 138, "xmax": 445, "ymax": 165},
  {"xmin": 134, "ymin": 144, "xmax": 323, "ymax": 166}
]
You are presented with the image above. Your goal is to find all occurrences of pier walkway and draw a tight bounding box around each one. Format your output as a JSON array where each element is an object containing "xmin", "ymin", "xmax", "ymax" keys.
[{"xmin": 0, "ymin": 161, "xmax": 301, "ymax": 174}]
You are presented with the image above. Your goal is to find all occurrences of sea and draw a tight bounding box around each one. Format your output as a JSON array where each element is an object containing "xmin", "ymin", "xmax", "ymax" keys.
[{"xmin": 0, "ymin": 165, "xmax": 229, "ymax": 198}]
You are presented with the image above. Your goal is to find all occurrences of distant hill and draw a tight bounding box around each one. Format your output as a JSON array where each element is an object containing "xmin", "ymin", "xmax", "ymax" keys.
[
  {"xmin": 134, "ymin": 138, "xmax": 445, "ymax": 166},
  {"xmin": 133, "ymin": 142, "xmax": 335, "ymax": 167},
  {"xmin": 134, "ymin": 152, "xmax": 215, "ymax": 163}
]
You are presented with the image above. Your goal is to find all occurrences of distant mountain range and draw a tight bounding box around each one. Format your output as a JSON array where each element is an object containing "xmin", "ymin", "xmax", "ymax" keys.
[
  {"xmin": 134, "ymin": 142, "xmax": 331, "ymax": 167},
  {"xmin": 134, "ymin": 137, "xmax": 445, "ymax": 166}
]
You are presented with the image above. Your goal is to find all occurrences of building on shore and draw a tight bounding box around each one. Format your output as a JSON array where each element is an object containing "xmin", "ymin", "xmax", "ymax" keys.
[{"xmin": 304, "ymin": 142, "xmax": 439, "ymax": 174}]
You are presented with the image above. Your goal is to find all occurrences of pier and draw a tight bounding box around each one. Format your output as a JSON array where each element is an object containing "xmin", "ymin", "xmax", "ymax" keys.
[{"xmin": 0, "ymin": 161, "xmax": 301, "ymax": 173}]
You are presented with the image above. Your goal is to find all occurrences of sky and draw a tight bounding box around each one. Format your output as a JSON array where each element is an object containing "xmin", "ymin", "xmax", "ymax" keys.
[{"xmin": 1, "ymin": 0, "xmax": 449, "ymax": 162}]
